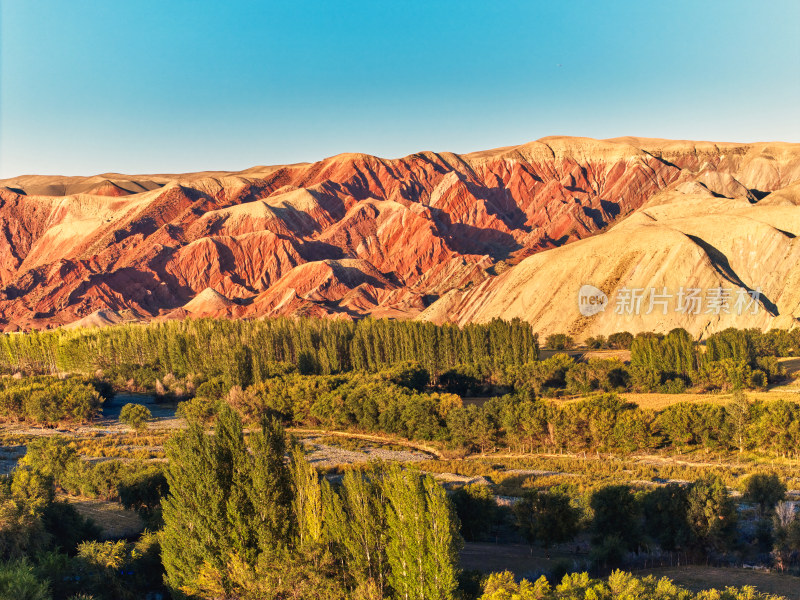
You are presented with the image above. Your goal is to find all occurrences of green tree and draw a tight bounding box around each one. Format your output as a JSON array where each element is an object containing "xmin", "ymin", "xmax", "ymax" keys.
[
  {"xmin": 608, "ymin": 331, "xmax": 634, "ymax": 350},
  {"xmin": 589, "ymin": 485, "xmax": 641, "ymax": 552},
  {"xmin": 119, "ymin": 403, "xmax": 152, "ymax": 433},
  {"xmin": 0, "ymin": 560, "xmax": 50, "ymax": 600},
  {"xmin": 19, "ymin": 436, "xmax": 77, "ymax": 483},
  {"xmin": 513, "ymin": 489, "xmax": 580, "ymax": 549},
  {"xmin": 0, "ymin": 468, "xmax": 55, "ymax": 561},
  {"xmin": 544, "ymin": 334, "xmax": 574, "ymax": 351},
  {"xmin": 289, "ymin": 444, "xmax": 324, "ymax": 553},
  {"xmin": 742, "ymin": 473, "xmax": 786, "ymax": 516},
  {"xmin": 160, "ymin": 405, "xmax": 293, "ymax": 597},
  {"xmin": 325, "ymin": 466, "xmax": 389, "ymax": 596},
  {"xmin": 452, "ymin": 484, "xmax": 497, "ymax": 542},
  {"xmin": 686, "ymin": 476, "xmax": 738, "ymax": 555},
  {"xmin": 384, "ymin": 466, "xmax": 461, "ymax": 600},
  {"xmin": 640, "ymin": 484, "xmax": 692, "ymax": 551},
  {"xmin": 478, "ymin": 570, "xmax": 551, "ymax": 599}
]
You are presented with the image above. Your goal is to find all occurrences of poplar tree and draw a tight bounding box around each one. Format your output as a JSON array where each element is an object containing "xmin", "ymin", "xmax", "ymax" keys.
[
  {"xmin": 289, "ymin": 444, "xmax": 324, "ymax": 553},
  {"xmin": 325, "ymin": 466, "xmax": 389, "ymax": 595},
  {"xmin": 420, "ymin": 475, "xmax": 461, "ymax": 599},
  {"xmin": 383, "ymin": 466, "xmax": 461, "ymax": 600}
]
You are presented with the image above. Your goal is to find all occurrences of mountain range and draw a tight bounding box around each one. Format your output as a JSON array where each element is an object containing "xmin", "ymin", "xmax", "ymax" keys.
[{"xmin": 1, "ymin": 136, "xmax": 798, "ymax": 338}]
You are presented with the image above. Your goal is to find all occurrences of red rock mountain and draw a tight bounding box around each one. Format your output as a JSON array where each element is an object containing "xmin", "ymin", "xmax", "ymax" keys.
[{"xmin": 1, "ymin": 136, "xmax": 799, "ymax": 336}]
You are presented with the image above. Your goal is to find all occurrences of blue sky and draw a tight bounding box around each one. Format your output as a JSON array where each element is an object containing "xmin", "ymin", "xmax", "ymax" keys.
[{"xmin": 1, "ymin": 0, "xmax": 798, "ymax": 177}]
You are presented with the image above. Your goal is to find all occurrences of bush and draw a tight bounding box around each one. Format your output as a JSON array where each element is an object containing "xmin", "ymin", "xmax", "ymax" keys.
[
  {"xmin": 0, "ymin": 559, "xmax": 50, "ymax": 600},
  {"xmin": 118, "ymin": 466, "xmax": 168, "ymax": 521},
  {"xmin": 20, "ymin": 437, "xmax": 78, "ymax": 483},
  {"xmin": 607, "ymin": 331, "xmax": 634, "ymax": 350},
  {"xmin": 0, "ymin": 377, "xmax": 103, "ymax": 425},
  {"xmin": 119, "ymin": 404, "xmax": 151, "ymax": 432},
  {"xmin": 513, "ymin": 489, "xmax": 580, "ymax": 549}
]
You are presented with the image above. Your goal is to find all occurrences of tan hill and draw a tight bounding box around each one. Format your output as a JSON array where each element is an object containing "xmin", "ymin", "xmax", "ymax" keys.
[
  {"xmin": 182, "ymin": 287, "xmax": 235, "ymax": 315},
  {"xmin": 0, "ymin": 136, "xmax": 798, "ymax": 334},
  {"xmin": 420, "ymin": 182, "xmax": 800, "ymax": 338}
]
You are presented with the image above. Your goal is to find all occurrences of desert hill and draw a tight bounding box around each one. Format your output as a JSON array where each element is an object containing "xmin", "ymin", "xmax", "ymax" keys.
[{"xmin": 1, "ymin": 136, "xmax": 798, "ymax": 337}]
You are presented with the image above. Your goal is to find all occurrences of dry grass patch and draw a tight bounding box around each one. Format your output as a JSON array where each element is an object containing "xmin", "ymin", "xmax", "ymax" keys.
[
  {"xmin": 620, "ymin": 392, "xmax": 732, "ymax": 410},
  {"xmin": 621, "ymin": 391, "xmax": 800, "ymax": 410},
  {"xmin": 61, "ymin": 494, "xmax": 144, "ymax": 539}
]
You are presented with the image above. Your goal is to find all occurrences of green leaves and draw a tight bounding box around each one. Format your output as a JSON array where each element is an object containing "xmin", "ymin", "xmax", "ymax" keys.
[
  {"xmin": 119, "ymin": 403, "xmax": 152, "ymax": 432},
  {"xmin": 160, "ymin": 406, "xmax": 293, "ymax": 596},
  {"xmin": 513, "ymin": 489, "xmax": 580, "ymax": 549},
  {"xmin": 384, "ymin": 465, "xmax": 462, "ymax": 600}
]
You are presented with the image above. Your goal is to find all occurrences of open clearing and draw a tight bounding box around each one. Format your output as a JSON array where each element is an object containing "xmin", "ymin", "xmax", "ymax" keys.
[
  {"xmin": 60, "ymin": 494, "xmax": 144, "ymax": 539},
  {"xmin": 460, "ymin": 541, "xmax": 586, "ymax": 580}
]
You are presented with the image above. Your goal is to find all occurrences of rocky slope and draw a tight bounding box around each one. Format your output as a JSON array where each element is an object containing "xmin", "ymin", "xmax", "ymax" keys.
[{"xmin": 1, "ymin": 136, "xmax": 798, "ymax": 337}]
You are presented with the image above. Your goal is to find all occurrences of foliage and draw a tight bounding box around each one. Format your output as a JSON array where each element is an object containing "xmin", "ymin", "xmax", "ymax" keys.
[
  {"xmin": 383, "ymin": 464, "xmax": 462, "ymax": 600},
  {"xmin": 741, "ymin": 473, "xmax": 786, "ymax": 516},
  {"xmin": 0, "ymin": 316, "xmax": 538, "ymax": 384},
  {"xmin": 451, "ymin": 484, "xmax": 498, "ymax": 542},
  {"xmin": 118, "ymin": 403, "xmax": 151, "ymax": 432},
  {"xmin": 589, "ymin": 485, "xmax": 641, "ymax": 556},
  {"xmin": 640, "ymin": 484, "xmax": 692, "ymax": 552},
  {"xmin": 513, "ymin": 489, "xmax": 580, "ymax": 549},
  {"xmin": 160, "ymin": 405, "xmax": 292, "ymax": 596},
  {"xmin": 544, "ymin": 334, "xmax": 574, "ymax": 350},
  {"xmin": 0, "ymin": 559, "xmax": 50, "ymax": 600},
  {"xmin": 0, "ymin": 376, "xmax": 104, "ymax": 425},
  {"xmin": 478, "ymin": 569, "xmax": 786, "ymax": 600},
  {"xmin": 685, "ymin": 476, "xmax": 738, "ymax": 554}
]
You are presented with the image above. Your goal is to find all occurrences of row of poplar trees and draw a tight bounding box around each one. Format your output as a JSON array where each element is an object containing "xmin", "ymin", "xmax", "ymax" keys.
[
  {"xmin": 160, "ymin": 405, "xmax": 462, "ymax": 600},
  {"xmin": 0, "ymin": 317, "xmax": 538, "ymax": 383}
]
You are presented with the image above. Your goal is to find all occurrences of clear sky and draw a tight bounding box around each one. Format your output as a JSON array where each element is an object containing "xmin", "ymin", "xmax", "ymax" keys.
[{"xmin": 1, "ymin": 0, "xmax": 798, "ymax": 178}]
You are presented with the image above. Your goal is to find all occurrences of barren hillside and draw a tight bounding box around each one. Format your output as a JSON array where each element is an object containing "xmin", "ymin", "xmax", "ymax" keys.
[{"xmin": 1, "ymin": 136, "xmax": 798, "ymax": 336}]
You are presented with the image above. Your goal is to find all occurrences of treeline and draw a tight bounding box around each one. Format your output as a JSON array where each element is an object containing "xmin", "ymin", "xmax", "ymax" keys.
[
  {"xmin": 458, "ymin": 471, "xmax": 799, "ymax": 579},
  {"xmin": 2, "ymin": 320, "xmax": 797, "ymax": 401},
  {"xmin": 630, "ymin": 328, "xmax": 792, "ymax": 392},
  {"xmin": 543, "ymin": 327, "xmax": 798, "ymax": 394},
  {"xmin": 188, "ymin": 365, "xmax": 800, "ymax": 458},
  {"xmin": 553, "ymin": 327, "xmax": 800, "ymax": 354},
  {"xmin": 516, "ymin": 478, "xmax": 743, "ymax": 564},
  {"xmin": 6, "ymin": 366, "xmax": 800, "ymax": 459},
  {"xmin": 0, "ymin": 317, "xmax": 538, "ymax": 384}
]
